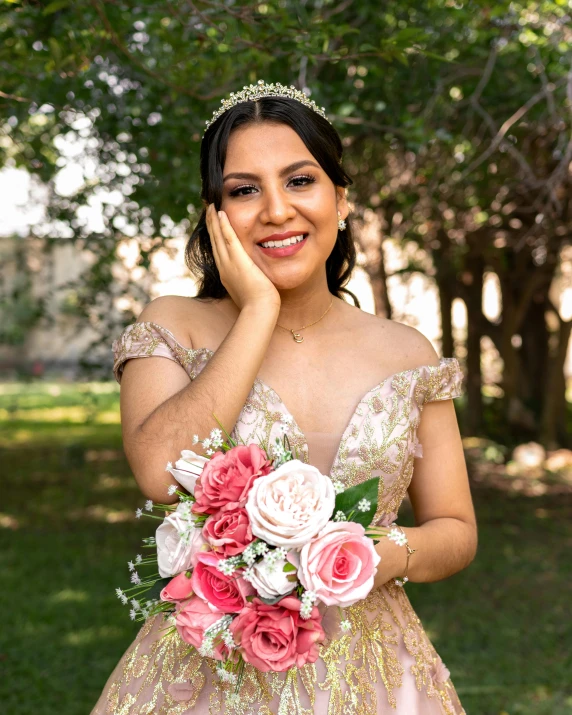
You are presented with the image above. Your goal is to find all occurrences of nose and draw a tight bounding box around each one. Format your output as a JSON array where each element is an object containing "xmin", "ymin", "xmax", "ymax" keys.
[{"xmin": 260, "ymin": 185, "xmax": 297, "ymax": 225}]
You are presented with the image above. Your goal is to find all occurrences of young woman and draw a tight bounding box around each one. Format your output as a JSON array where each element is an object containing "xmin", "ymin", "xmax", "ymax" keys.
[{"xmin": 92, "ymin": 81, "xmax": 476, "ymax": 714}]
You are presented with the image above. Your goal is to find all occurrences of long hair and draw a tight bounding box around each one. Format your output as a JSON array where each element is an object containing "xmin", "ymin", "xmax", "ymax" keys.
[{"xmin": 185, "ymin": 95, "xmax": 360, "ymax": 307}]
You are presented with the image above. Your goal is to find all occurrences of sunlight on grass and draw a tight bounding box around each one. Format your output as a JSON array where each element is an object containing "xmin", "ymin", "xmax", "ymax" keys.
[
  {"xmin": 64, "ymin": 625, "xmax": 123, "ymax": 646},
  {"xmin": 50, "ymin": 589, "xmax": 89, "ymax": 604}
]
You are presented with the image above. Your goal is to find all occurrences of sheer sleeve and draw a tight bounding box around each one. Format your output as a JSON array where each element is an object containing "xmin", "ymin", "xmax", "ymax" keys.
[
  {"xmin": 421, "ymin": 357, "xmax": 464, "ymax": 404},
  {"xmin": 111, "ymin": 321, "xmax": 192, "ymax": 384}
]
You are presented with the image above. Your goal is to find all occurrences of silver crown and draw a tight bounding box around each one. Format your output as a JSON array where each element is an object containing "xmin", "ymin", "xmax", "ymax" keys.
[{"xmin": 203, "ymin": 79, "xmax": 331, "ymax": 135}]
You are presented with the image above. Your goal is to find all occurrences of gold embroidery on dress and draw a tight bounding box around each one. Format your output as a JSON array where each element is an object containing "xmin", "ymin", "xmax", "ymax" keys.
[{"xmin": 95, "ymin": 322, "xmax": 466, "ymax": 714}]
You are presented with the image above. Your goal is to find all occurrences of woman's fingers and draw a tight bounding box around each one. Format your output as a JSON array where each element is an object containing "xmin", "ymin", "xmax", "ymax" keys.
[{"xmin": 205, "ymin": 204, "xmax": 227, "ymax": 265}]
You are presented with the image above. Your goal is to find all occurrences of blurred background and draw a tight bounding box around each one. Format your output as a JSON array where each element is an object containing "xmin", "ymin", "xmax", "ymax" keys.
[{"xmin": 1, "ymin": 1, "xmax": 571, "ymax": 713}]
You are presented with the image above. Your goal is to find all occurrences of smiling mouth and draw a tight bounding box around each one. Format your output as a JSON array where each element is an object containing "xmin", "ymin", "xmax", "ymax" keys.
[{"xmin": 258, "ymin": 234, "xmax": 308, "ymax": 249}]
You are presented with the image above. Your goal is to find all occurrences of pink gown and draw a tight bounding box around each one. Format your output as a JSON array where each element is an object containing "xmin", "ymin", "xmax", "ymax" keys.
[{"xmin": 91, "ymin": 321, "xmax": 467, "ymax": 714}]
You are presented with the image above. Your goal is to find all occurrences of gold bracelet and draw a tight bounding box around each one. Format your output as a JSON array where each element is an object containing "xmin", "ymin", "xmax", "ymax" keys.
[{"xmin": 393, "ymin": 526, "xmax": 417, "ymax": 587}]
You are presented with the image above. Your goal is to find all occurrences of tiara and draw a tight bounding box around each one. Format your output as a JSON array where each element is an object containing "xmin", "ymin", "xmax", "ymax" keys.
[{"xmin": 203, "ymin": 79, "xmax": 331, "ymax": 134}]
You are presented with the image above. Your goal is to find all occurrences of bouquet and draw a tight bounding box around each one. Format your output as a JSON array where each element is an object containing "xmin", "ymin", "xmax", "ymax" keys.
[{"xmin": 115, "ymin": 421, "xmax": 406, "ymax": 688}]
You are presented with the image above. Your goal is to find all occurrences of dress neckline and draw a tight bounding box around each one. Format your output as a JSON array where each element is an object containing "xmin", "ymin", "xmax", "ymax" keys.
[{"xmin": 134, "ymin": 321, "xmax": 454, "ymax": 474}]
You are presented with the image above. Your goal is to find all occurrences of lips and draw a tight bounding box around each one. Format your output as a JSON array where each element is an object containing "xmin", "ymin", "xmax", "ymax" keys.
[{"xmin": 257, "ymin": 235, "xmax": 309, "ymax": 257}]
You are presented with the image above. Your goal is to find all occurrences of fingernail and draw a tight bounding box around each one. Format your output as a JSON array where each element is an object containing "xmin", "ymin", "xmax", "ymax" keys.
[{"xmin": 218, "ymin": 211, "xmax": 223, "ymax": 219}]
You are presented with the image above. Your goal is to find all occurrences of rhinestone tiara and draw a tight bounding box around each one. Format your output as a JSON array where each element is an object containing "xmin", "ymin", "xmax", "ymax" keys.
[{"xmin": 203, "ymin": 79, "xmax": 331, "ymax": 135}]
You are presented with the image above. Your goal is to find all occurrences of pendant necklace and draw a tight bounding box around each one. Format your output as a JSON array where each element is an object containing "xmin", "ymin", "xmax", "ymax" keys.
[{"xmin": 275, "ymin": 298, "xmax": 334, "ymax": 343}]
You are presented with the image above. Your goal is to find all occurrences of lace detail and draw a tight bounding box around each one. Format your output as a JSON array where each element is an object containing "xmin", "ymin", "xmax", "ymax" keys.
[{"xmin": 93, "ymin": 321, "xmax": 467, "ymax": 714}]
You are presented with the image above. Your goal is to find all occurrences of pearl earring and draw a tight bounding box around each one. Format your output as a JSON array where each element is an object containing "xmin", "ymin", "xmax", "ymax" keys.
[{"xmin": 337, "ymin": 211, "xmax": 346, "ymax": 231}]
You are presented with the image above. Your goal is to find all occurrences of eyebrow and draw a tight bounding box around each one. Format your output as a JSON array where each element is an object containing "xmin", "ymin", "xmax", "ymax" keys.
[{"xmin": 223, "ymin": 159, "xmax": 321, "ymax": 182}]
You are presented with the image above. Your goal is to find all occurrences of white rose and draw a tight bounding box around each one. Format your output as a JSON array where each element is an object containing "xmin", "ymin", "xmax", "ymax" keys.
[
  {"xmin": 245, "ymin": 460, "xmax": 335, "ymax": 549},
  {"xmin": 249, "ymin": 557, "xmax": 297, "ymax": 600},
  {"xmin": 156, "ymin": 502, "xmax": 207, "ymax": 577},
  {"xmin": 167, "ymin": 449, "xmax": 209, "ymax": 495}
]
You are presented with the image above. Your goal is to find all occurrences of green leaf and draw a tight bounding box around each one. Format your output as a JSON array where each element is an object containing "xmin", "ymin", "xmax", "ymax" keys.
[
  {"xmin": 43, "ymin": 0, "xmax": 71, "ymax": 15},
  {"xmin": 334, "ymin": 476, "xmax": 379, "ymax": 528},
  {"xmin": 283, "ymin": 562, "xmax": 296, "ymax": 573},
  {"xmin": 145, "ymin": 576, "xmax": 172, "ymax": 602}
]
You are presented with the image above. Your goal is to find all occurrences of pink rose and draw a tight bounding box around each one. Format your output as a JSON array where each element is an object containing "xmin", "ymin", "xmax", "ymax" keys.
[
  {"xmin": 202, "ymin": 507, "xmax": 254, "ymax": 557},
  {"xmin": 160, "ymin": 571, "xmax": 194, "ymax": 606},
  {"xmin": 191, "ymin": 551, "xmax": 254, "ymax": 613},
  {"xmin": 293, "ymin": 521, "xmax": 381, "ymax": 608},
  {"xmin": 175, "ymin": 595, "xmax": 228, "ymax": 660},
  {"xmin": 193, "ymin": 444, "xmax": 273, "ymax": 515},
  {"xmin": 230, "ymin": 596, "xmax": 325, "ymax": 672}
]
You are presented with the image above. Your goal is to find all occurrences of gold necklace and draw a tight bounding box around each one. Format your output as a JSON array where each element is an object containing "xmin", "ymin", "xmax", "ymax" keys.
[{"xmin": 276, "ymin": 298, "xmax": 334, "ymax": 343}]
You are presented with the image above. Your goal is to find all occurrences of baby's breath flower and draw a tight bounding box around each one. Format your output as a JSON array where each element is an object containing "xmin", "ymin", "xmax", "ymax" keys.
[
  {"xmin": 254, "ymin": 541, "xmax": 268, "ymax": 556},
  {"xmin": 275, "ymin": 547, "xmax": 288, "ymax": 561},
  {"xmin": 277, "ymin": 423, "xmax": 289, "ymax": 435},
  {"xmin": 202, "ymin": 438, "xmax": 211, "ymax": 450},
  {"xmin": 357, "ymin": 498, "xmax": 371, "ymax": 512},
  {"xmin": 332, "ymin": 480, "xmax": 345, "ymax": 494},
  {"xmin": 127, "ymin": 560, "xmax": 135, "ymax": 571},
  {"xmin": 242, "ymin": 544, "xmax": 257, "ymax": 566},
  {"xmin": 145, "ymin": 499, "xmax": 154, "ymax": 512},
  {"xmin": 205, "ymin": 448, "xmax": 214, "ymax": 456},
  {"xmin": 131, "ymin": 598, "xmax": 140, "ymax": 610},
  {"xmin": 192, "ymin": 434, "xmax": 199, "ymax": 444},
  {"xmin": 167, "ymin": 483, "xmax": 178, "ymax": 496},
  {"xmin": 135, "ymin": 508, "xmax": 143, "ymax": 519},
  {"xmin": 221, "ymin": 629, "xmax": 235, "ymax": 648},
  {"xmin": 135, "ymin": 554, "xmax": 143, "ymax": 564},
  {"xmin": 333, "ymin": 510, "xmax": 347, "ymax": 522},
  {"xmin": 340, "ymin": 619, "xmax": 351, "ymax": 632},
  {"xmin": 209, "ymin": 428, "xmax": 224, "ymax": 447},
  {"xmin": 243, "ymin": 567, "xmax": 255, "ymax": 582},
  {"xmin": 130, "ymin": 571, "xmax": 141, "ymax": 585},
  {"xmin": 216, "ymin": 559, "xmax": 236, "ymax": 577},
  {"xmin": 120, "ymin": 594, "xmax": 128, "ymax": 605},
  {"xmin": 129, "ymin": 609, "xmax": 136, "ymax": 620},
  {"xmin": 115, "ymin": 587, "xmax": 125, "ymax": 600},
  {"xmin": 388, "ymin": 527, "xmax": 408, "ymax": 547},
  {"xmin": 165, "ymin": 461, "xmax": 173, "ymax": 471}
]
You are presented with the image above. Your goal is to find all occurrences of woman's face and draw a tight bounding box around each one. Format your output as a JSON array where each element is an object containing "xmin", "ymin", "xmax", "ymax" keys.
[{"xmin": 219, "ymin": 121, "xmax": 348, "ymax": 291}]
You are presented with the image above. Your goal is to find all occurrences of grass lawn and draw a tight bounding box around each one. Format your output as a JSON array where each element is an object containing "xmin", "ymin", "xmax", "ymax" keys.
[{"xmin": 0, "ymin": 382, "xmax": 571, "ymax": 714}]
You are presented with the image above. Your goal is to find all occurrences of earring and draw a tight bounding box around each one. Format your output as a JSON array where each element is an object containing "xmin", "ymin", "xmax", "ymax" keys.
[{"xmin": 337, "ymin": 211, "xmax": 347, "ymax": 231}]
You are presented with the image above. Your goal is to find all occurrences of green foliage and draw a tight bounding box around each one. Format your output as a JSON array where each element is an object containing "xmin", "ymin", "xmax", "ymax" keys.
[{"xmin": 334, "ymin": 475, "xmax": 379, "ymax": 527}]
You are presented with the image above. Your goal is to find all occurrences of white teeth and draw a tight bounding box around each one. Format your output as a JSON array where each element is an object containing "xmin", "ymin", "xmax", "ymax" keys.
[{"xmin": 260, "ymin": 234, "xmax": 305, "ymax": 249}]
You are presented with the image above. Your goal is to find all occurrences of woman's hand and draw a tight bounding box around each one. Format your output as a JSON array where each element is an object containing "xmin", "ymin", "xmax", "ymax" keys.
[
  {"xmin": 372, "ymin": 534, "xmax": 408, "ymax": 589},
  {"xmin": 205, "ymin": 203, "xmax": 281, "ymax": 312}
]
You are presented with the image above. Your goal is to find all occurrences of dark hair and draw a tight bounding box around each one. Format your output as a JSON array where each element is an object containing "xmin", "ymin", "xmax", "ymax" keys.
[{"xmin": 185, "ymin": 95, "xmax": 360, "ymax": 307}]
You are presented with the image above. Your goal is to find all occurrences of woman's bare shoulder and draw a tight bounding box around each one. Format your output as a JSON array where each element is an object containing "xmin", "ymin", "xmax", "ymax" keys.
[
  {"xmin": 135, "ymin": 295, "xmax": 218, "ymax": 350},
  {"xmin": 341, "ymin": 303, "xmax": 441, "ymax": 370}
]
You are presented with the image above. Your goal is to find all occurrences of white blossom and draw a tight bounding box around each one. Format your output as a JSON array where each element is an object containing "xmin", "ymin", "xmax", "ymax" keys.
[
  {"xmin": 167, "ymin": 484, "xmax": 178, "ymax": 496},
  {"xmin": 135, "ymin": 508, "xmax": 143, "ymax": 519},
  {"xmin": 135, "ymin": 554, "xmax": 143, "ymax": 564},
  {"xmin": 129, "ymin": 609, "xmax": 136, "ymax": 620},
  {"xmin": 388, "ymin": 527, "xmax": 408, "ymax": 547},
  {"xmin": 127, "ymin": 561, "xmax": 135, "ymax": 572},
  {"xmin": 332, "ymin": 480, "xmax": 345, "ymax": 494},
  {"xmin": 192, "ymin": 434, "xmax": 199, "ymax": 444},
  {"xmin": 130, "ymin": 571, "xmax": 141, "ymax": 585},
  {"xmin": 357, "ymin": 498, "xmax": 371, "ymax": 512},
  {"xmin": 333, "ymin": 510, "xmax": 347, "ymax": 522},
  {"xmin": 145, "ymin": 500, "xmax": 154, "ymax": 512},
  {"xmin": 341, "ymin": 619, "xmax": 351, "ymax": 632}
]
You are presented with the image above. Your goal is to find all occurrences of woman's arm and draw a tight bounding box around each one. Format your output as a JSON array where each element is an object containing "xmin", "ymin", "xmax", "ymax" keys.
[
  {"xmin": 373, "ymin": 335, "xmax": 477, "ymax": 587},
  {"xmin": 119, "ymin": 206, "xmax": 281, "ymax": 503}
]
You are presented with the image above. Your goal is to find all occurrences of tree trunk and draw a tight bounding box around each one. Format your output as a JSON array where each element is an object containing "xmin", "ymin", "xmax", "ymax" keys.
[
  {"xmin": 463, "ymin": 255, "xmax": 485, "ymax": 436},
  {"xmin": 540, "ymin": 311, "xmax": 572, "ymax": 449}
]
